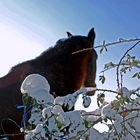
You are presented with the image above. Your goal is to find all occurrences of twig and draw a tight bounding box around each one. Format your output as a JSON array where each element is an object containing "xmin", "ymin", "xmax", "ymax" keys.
[
  {"xmin": 81, "ymin": 111, "xmax": 101, "ymax": 117},
  {"xmin": 130, "ymin": 86, "xmax": 140, "ymax": 94},
  {"xmin": 1, "ymin": 118, "xmax": 21, "ymax": 134},
  {"xmin": 77, "ymin": 117, "xmax": 102, "ymax": 140},
  {"xmin": 0, "ymin": 132, "xmax": 23, "ymax": 137},
  {"xmin": 95, "ymin": 38, "xmax": 140, "ymax": 49},
  {"xmin": 96, "ymin": 88, "xmax": 119, "ymax": 94},
  {"xmin": 110, "ymin": 119, "xmax": 121, "ymax": 140},
  {"xmin": 100, "ymin": 63, "xmax": 140, "ymax": 74},
  {"xmin": 127, "ymin": 129, "xmax": 137, "ymax": 140},
  {"xmin": 119, "ymin": 108, "xmax": 140, "ymax": 115},
  {"xmin": 121, "ymin": 113, "xmax": 138, "ymax": 140}
]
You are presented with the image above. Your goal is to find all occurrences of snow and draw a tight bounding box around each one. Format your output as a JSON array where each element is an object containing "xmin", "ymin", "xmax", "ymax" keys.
[
  {"xmin": 21, "ymin": 74, "xmax": 50, "ymax": 94},
  {"xmin": 82, "ymin": 95, "xmax": 91, "ymax": 108},
  {"xmin": 117, "ymin": 87, "xmax": 131, "ymax": 99},
  {"xmin": 21, "ymin": 74, "xmax": 54, "ymax": 106},
  {"xmin": 101, "ymin": 103, "xmax": 117, "ymax": 119},
  {"xmin": 28, "ymin": 108, "xmax": 43, "ymax": 125}
]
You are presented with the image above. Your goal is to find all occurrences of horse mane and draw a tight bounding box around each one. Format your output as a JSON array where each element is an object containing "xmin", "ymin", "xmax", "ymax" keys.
[
  {"xmin": 35, "ymin": 38, "xmax": 68, "ymax": 61},
  {"xmin": 2, "ymin": 38, "xmax": 68, "ymax": 77},
  {"xmin": 35, "ymin": 36, "xmax": 92, "ymax": 62},
  {"xmin": 32, "ymin": 36, "xmax": 85, "ymax": 64}
]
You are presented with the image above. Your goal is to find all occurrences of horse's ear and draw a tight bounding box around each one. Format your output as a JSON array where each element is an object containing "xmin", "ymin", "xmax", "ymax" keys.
[
  {"xmin": 88, "ymin": 28, "xmax": 95, "ymax": 45},
  {"xmin": 66, "ymin": 32, "xmax": 72, "ymax": 38}
]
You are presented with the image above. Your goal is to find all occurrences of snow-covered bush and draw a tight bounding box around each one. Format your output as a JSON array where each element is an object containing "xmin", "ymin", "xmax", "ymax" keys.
[
  {"xmin": 20, "ymin": 39, "xmax": 140, "ymax": 140},
  {"xmin": 21, "ymin": 74, "xmax": 98, "ymax": 140}
]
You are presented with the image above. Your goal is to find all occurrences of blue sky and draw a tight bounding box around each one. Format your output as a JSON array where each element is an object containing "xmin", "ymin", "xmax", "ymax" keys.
[
  {"xmin": 1, "ymin": 0, "xmax": 140, "ymax": 42},
  {"xmin": 0, "ymin": 0, "xmax": 139, "ymax": 109}
]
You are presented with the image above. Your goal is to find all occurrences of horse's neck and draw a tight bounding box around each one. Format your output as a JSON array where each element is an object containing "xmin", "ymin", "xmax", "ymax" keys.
[{"xmin": 0, "ymin": 63, "xmax": 30, "ymax": 88}]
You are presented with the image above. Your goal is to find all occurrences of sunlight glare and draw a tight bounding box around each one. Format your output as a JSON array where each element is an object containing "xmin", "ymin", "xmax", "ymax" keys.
[{"xmin": 0, "ymin": 23, "xmax": 45, "ymax": 77}]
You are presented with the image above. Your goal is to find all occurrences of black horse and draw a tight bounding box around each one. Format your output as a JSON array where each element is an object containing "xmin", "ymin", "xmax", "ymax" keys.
[{"xmin": 0, "ymin": 28, "xmax": 97, "ymax": 140}]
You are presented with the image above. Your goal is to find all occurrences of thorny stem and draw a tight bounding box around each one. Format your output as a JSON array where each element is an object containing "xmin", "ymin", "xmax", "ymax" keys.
[
  {"xmin": 116, "ymin": 41, "xmax": 140, "ymax": 89},
  {"xmin": 120, "ymin": 72, "xmax": 126, "ymax": 135}
]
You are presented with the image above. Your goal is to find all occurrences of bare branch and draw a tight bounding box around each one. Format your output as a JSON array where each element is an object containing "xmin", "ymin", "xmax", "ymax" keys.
[{"xmin": 72, "ymin": 38, "xmax": 140, "ymax": 54}]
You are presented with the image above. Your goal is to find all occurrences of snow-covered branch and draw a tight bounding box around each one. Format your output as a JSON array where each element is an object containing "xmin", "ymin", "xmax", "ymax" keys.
[{"xmin": 19, "ymin": 73, "xmax": 140, "ymax": 140}]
